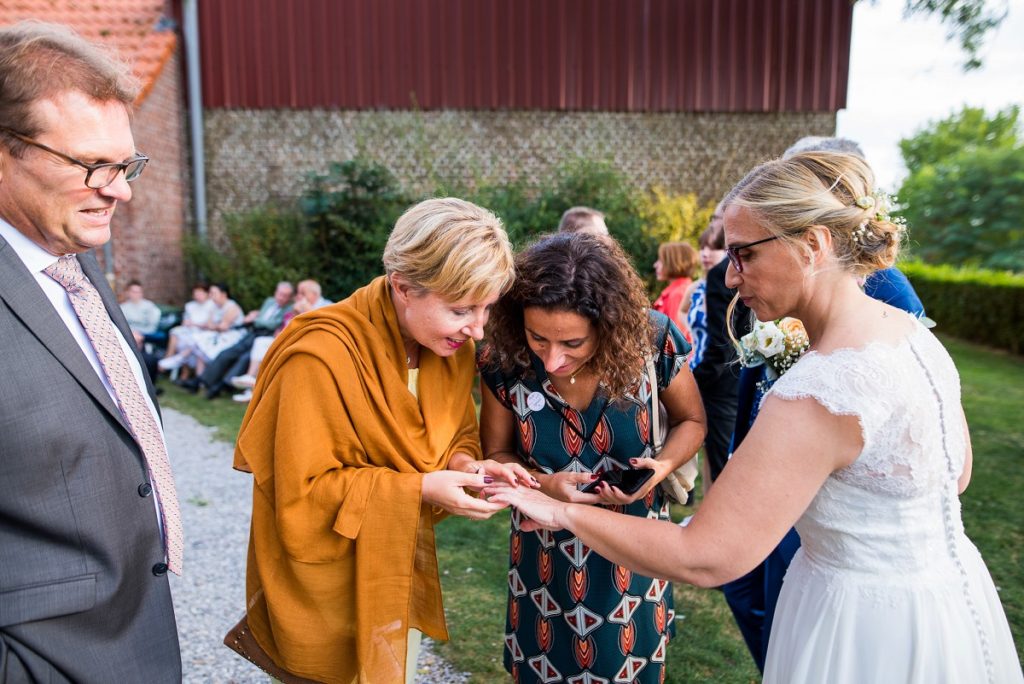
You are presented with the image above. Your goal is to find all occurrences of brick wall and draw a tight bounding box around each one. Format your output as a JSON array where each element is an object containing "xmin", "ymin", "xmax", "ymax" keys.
[
  {"xmin": 101, "ymin": 49, "xmax": 190, "ymax": 305},
  {"xmin": 203, "ymin": 109, "xmax": 835, "ymax": 239}
]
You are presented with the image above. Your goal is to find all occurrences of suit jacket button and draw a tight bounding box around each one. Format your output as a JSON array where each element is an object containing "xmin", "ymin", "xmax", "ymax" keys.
[
  {"xmin": 152, "ymin": 562, "xmax": 169, "ymax": 576},
  {"xmin": 138, "ymin": 482, "xmax": 153, "ymax": 497}
]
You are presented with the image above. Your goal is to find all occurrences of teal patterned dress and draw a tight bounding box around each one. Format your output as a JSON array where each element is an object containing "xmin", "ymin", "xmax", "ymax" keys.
[{"xmin": 479, "ymin": 312, "xmax": 691, "ymax": 684}]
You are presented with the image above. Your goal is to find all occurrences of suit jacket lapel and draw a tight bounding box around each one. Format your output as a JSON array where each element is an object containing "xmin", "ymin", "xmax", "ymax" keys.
[{"xmin": 0, "ymin": 238, "xmax": 133, "ymax": 434}]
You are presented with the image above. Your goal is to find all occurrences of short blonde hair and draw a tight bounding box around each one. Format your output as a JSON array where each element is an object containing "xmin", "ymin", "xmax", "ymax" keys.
[
  {"xmin": 658, "ymin": 242, "xmax": 699, "ymax": 279},
  {"xmin": 382, "ymin": 198, "xmax": 515, "ymax": 302},
  {"xmin": 727, "ymin": 151, "xmax": 901, "ymax": 276}
]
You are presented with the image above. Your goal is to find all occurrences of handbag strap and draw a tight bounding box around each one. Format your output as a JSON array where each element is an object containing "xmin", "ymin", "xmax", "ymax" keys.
[{"xmin": 647, "ymin": 355, "xmax": 664, "ymax": 453}]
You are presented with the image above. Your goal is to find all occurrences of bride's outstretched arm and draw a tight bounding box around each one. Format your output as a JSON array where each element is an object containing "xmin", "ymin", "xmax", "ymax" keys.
[{"xmin": 486, "ymin": 393, "xmax": 862, "ymax": 588}]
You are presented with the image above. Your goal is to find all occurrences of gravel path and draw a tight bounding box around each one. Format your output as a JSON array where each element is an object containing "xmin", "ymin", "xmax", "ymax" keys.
[{"xmin": 164, "ymin": 407, "xmax": 470, "ymax": 683}]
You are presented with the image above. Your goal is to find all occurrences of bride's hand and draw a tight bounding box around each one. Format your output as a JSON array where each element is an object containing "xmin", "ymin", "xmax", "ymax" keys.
[
  {"xmin": 463, "ymin": 458, "xmax": 540, "ymax": 489},
  {"xmin": 484, "ymin": 482, "xmax": 571, "ymax": 532}
]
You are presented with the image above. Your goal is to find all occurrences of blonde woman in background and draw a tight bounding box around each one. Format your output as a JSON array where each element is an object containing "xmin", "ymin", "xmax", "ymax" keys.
[{"xmin": 226, "ymin": 198, "xmax": 533, "ymax": 684}]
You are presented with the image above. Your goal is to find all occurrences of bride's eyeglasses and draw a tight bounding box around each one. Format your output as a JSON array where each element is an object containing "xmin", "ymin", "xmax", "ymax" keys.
[{"xmin": 726, "ymin": 235, "xmax": 781, "ymax": 273}]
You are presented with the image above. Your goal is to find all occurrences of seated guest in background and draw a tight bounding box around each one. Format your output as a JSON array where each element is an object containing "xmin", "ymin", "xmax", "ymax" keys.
[
  {"xmin": 192, "ymin": 283, "xmax": 245, "ymax": 369},
  {"xmin": 558, "ymin": 205, "xmax": 609, "ymax": 237},
  {"xmin": 120, "ymin": 279, "xmax": 161, "ymax": 347},
  {"xmin": 175, "ymin": 281, "xmax": 293, "ymax": 398},
  {"xmin": 243, "ymin": 280, "xmax": 294, "ymax": 334},
  {"xmin": 162, "ymin": 283, "xmax": 215, "ymax": 363},
  {"xmin": 478, "ymin": 232, "xmax": 705, "ymax": 684},
  {"xmin": 296, "ymin": 278, "xmax": 331, "ymax": 310},
  {"xmin": 230, "ymin": 278, "xmax": 332, "ymax": 403},
  {"xmin": 653, "ymin": 240, "xmax": 699, "ymax": 341},
  {"xmin": 160, "ymin": 283, "xmax": 243, "ymax": 375}
]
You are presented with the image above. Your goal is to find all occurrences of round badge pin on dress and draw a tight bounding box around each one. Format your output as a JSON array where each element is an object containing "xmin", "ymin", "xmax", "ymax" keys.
[{"xmin": 527, "ymin": 391, "xmax": 545, "ymax": 411}]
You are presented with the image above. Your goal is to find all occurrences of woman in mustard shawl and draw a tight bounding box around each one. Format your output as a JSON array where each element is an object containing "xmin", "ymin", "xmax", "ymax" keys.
[{"xmin": 227, "ymin": 198, "xmax": 529, "ymax": 683}]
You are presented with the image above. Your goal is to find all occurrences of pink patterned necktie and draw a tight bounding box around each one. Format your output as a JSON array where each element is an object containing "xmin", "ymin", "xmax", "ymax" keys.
[{"xmin": 44, "ymin": 255, "xmax": 183, "ymax": 574}]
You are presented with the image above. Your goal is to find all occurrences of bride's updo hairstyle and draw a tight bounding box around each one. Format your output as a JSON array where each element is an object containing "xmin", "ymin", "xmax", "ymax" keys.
[{"xmin": 727, "ymin": 151, "xmax": 903, "ymax": 276}]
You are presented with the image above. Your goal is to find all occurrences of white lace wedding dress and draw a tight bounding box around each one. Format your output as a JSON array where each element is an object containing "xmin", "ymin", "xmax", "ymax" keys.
[{"xmin": 762, "ymin": 319, "xmax": 1023, "ymax": 683}]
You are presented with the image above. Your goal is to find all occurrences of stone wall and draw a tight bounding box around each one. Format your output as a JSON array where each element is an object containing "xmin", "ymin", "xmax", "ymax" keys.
[
  {"xmin": 203, "ymin": 109, "xmax": 835, "ymax": 238},
  {"xmin": 102, "ymin": 50, "xmax": 190, "ymax": 305}
]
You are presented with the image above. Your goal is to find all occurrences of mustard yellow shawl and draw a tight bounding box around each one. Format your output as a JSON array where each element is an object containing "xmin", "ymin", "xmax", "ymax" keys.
[{"xmin": 234, "ymin": 276, "xmax": 481, "ymax": 683}]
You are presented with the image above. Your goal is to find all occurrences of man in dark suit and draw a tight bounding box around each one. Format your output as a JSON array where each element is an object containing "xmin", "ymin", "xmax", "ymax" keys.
[
  {"xmin": 0, "ymin": 22, "xmax": 182, "ymax": 681},
  {"xmin": 692, "ymin": 204, "xmax": 751, "ymax": 486}
]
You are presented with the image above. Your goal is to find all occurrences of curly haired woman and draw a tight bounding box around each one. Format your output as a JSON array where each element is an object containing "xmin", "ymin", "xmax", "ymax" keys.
[{"xmin": 478, "ymin": 232, "xmax": 706, "ymax": 683}]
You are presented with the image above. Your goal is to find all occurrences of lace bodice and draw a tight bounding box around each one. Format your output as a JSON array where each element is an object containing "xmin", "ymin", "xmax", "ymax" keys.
[
  {"xmin": 769, "ymin": 320, "xmax": 965, "ymax": 499},
  {"xmin": 765, "ymin": 320, "xmax": 976, "ymax": 576}
]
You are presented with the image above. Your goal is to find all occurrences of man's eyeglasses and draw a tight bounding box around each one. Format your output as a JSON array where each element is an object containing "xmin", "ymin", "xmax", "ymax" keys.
[
  {"xmin": 0, "ymin": 126, "xmax": 148, "ymax": 190},
  {"xmin": 725, "ymin": 235, "xmax": 781, "ymax": 273}
]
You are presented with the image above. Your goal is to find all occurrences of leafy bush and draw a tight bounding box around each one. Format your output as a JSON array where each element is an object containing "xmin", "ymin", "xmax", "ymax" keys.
[
  {"xmin": 186, "ymin": 159, "xmax": 411, "ymax": 307},
  {"xmin": 637, "ymin": 186, "xmax": 717, "ymax": 246},
  {"xmin": 183, "ymin": 208, "xmax": 311, "ymax": 311},
  {"xmin": 300, "ymin": 159, "xmax": 412, "ymax": 299},
  {"xmin": 899, "ymin": 105, "xmax": 1019, "ymax": 172},
  {"xmin": 901, "ymin": 261, "xmax": 1024, "ymax": 354},
  {"xmin": 468, "ymin": 158, "xmax": 665, "ymax": 290}
]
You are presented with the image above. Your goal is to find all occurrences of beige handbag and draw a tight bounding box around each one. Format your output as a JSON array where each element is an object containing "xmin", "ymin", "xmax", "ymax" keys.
[{"xmin": 648, "ymin": 356, "xmax": 699, "ymax": 502}]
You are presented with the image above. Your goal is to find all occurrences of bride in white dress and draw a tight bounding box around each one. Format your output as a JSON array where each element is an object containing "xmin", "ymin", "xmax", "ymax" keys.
[{"xmin": 486, "ymin": 151, "xmax": 1023, "ymax": 682}]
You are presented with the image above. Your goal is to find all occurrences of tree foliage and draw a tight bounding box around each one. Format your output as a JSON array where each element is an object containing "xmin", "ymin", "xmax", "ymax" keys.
[
  {"xmin": 897, "ymin": 106, "xmax": 1024, "ymax": 272},
  {"xmin": 898, "ymin": 0, "xmax": 1009, "ymax": 70},
  {"xmin": 900, "ymin": 105, "xmax": 1020, "ymax": 172}
]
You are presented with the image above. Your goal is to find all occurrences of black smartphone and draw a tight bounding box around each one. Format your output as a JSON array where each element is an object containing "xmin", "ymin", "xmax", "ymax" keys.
[{"xmin": 580, "ymin": 468, "xmax": 654, "ymax": 495}]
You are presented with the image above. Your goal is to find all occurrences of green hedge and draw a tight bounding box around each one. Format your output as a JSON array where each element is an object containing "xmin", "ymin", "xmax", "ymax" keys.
[{"xmin": 901, "ymin": 261, "xmax": 1024, "ymax": 354}]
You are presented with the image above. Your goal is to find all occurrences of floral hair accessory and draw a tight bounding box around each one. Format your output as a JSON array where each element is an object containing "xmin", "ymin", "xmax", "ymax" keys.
[
  {"xmin": 738, "ymin": 317, "xmax": 810, "ymax": 384},
  {"xmin": 850, "ymin": 192, "xmax": 908, "ymax": 245}
]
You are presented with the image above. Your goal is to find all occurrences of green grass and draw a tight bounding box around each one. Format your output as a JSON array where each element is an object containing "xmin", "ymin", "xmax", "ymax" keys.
[{"xmin": 165, "ymin": 335, "xmax": 1023, "ymax": 680}]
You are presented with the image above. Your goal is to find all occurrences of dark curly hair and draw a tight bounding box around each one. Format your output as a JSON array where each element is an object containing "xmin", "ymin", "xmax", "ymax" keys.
[{"xmin": 483, "ymin": 233, "xmax": 656, "ymax": 400}]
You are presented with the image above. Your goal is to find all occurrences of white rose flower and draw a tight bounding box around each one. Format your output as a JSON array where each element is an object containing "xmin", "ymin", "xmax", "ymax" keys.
[{"xmin": 754, "ymin": 321, "xmax": 785, "ymax": 357}]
